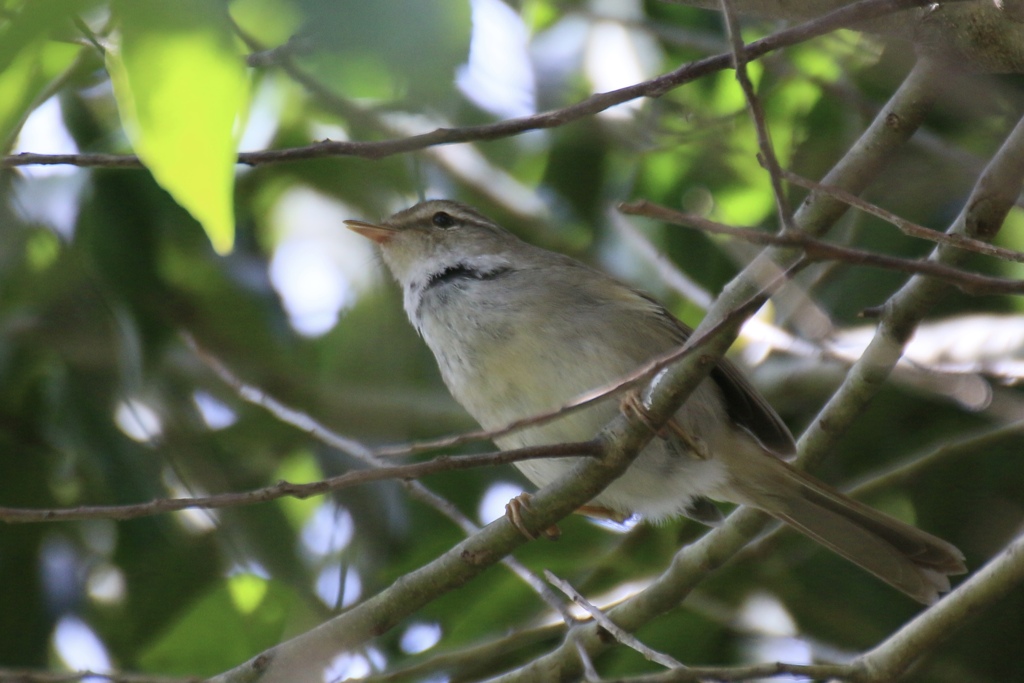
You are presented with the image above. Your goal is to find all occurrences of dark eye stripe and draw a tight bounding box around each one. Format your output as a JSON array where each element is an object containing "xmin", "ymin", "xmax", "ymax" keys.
[
  {"xmin": 423, "ymin": 263, "xmax": 512, "ymax": 291},
  {"xmin": 432, "ymin": 211, "xmax": 456, "ymax": 228}
]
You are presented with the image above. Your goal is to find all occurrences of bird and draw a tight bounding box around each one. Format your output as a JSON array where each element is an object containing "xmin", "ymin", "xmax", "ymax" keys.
[{"xmin": 345, "ymin": 199, "xmax": 966, "ymax": 604}]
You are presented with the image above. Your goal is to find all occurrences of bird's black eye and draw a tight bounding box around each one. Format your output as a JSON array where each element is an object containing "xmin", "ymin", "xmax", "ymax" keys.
[{"xmin": 432, "ymin": 211, "xmax": 456, "ymax": 228}]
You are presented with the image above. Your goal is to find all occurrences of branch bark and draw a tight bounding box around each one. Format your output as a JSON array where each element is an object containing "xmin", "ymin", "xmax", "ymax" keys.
[
  {"xmin": 668, "ymin": 0, "xmax": 1024, "ymax": 73},
  {"xmin": 491, "ymin": 57, "xmax": 946, "ymax": 683},
  {"xmin": 2, "ymin": 0, "xmax": 943, "ymax": 170},
  {"xmin": 619, "ymin": 201, "xmax": 1024, "ymax": 296},
  {"xmin": 798, "ymin": 109, "xmax": 1024, "ymax": 470},
  {"xmin": 207, "ymin": 305, "xmax": 763, "ymax": 683},
  {"xmin": 0, "ymin": 442, "xmax": 598, "ymax": 524},
  {"xmin": 855, "ymin": 532, "xmax": 1024, "ymax": 680}
]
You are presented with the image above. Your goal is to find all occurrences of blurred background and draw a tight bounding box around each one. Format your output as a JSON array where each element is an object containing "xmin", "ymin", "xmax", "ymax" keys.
[{"xmin": 1, "ymin": 0, "xmax": 1023, "ymax": 680}]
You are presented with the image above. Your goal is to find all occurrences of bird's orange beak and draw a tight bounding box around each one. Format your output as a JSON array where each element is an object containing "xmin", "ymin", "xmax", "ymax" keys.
[{"xmin": 344, "ymin": 219, "xmax": 397, "ymax": 244}]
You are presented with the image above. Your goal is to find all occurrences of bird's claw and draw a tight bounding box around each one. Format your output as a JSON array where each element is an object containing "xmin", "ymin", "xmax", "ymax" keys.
[
  {"xmin": 621, "ymin": 392, "xmax": 710, "ymax": 459},
  {"xmin": 505, "ymin": 493, "xmax": 561, "ymax": 540}
]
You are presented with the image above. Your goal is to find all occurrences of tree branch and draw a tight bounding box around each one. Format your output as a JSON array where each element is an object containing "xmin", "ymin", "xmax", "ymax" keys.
[
  {"xmin": 720, "ymin": 0, "xmax": 796, "ymax": 231},
  {"xmin": 0, "ymin": 671, "xmax": 197, "ymax": 683},
  {"xmin": 603, "ymin": 661, "xmax": 850, "ymax": 682},
  {"xmin": 666, "ymin": 0, "xmax": 1024, "ymax": 73},
  {"xmin": 619, "ymin": 200, "xmax": 1024, "ymax": 295},
  {"xmin": 191, "ymin": 340, "xmax": 580, "ymax": 622},
  {"xmin": 798, "ymin": 107, "xmax": 1024, "ymax": 470},
  {"xmin": 781, "ymin": 170, "xmax": 1024, "ymax": 264},
  {"xmin": 850, "ymin": 418, "xmax": 1024, "ymax": 499},
  {"xmin": 854, "ymin": 533, "xmax": 1024, "ymax": 681},
  {"xmin": 2, "ymin": 0, "xmax": 941, "ymax": 170},
  {"xmin": 207, "ymin": 295, "xmax": 769, "ymax": 683},
  {"xmin": 491, "ymin": 55, "xmax": 946, "ymax": 683},
  {"xmin": 198, "ymin": 325, "xmax": 744, "ymax": 463},
  {"xmin": 793, "ymin": 59, "xmax": 945, "ymax": 237},
  {"xmin": 544, "ymin": 570, "xmax": 684, "ymax": 670},
  {"xmin": 0, "ymin": 442, "xmax": 598, "ymax": 524}
]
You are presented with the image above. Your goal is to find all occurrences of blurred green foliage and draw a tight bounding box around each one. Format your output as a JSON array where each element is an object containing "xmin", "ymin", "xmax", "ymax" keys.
[
  {"xmin": 108, "ymin": 0, "xmax": 249, "ymax": 253},
  {"xmin": 1, "ymin": 0, "xmax": 1023, "ymax": 681}
]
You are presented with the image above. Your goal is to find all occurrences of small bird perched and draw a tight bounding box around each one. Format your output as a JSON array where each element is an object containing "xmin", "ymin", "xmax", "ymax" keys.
[{"xmin": 346, "ymin": 199, "xmax": 966, "ymax": 604}]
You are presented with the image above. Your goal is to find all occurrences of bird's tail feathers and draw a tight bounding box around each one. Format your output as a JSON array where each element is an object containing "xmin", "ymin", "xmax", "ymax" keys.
[{"xmin": 727, "ymin": 447, "xmax": 965, "ymax": 605}]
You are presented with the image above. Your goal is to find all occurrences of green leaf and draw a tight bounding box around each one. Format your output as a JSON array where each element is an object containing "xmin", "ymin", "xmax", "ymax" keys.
[
  {"xmin": 138, "ymin": 576, "xmax": 312, "ymax": 676},
  {"xmin": 108, "ymin": 0, "xmax": 250, "ymax": 254},
  {"xmin": 0, "ymin": 40, "xmax": 81, "ymax": 152}
]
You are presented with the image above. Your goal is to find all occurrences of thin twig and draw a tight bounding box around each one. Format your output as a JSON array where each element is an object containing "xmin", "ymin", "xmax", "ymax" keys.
[
  {"xmin": 719, "ymin": 0, "xmax": 795, "ymax": 231},
  {"xmin": 193, "ymin": 329, "xmax": 713, "ymax": 466},
  {"xmin": 612, "ymin": 208, "xmax": 830, "ymax": 361},
  {"xmin": 71, "ymin": 15, "xmax": 106, "ymax": 54},
  {"xmin": 0, "ymin": 442, "xmax": 597, "ymax": 524},
  {"xmin": 358, "ymin": 622, "xmax": 566, "ymax": 683},
  {"xmin": 610, "ymin": 209, "xmax": 714, "ymax": 309},
  {"xmin": 278, "ymin": 315, "xmax": 748, "ymax": 463},
  {"xmin": 0, "ymin": 670, "xmax": 199, "ymax": 683},
  {"xmin": 192, "ymin": 339, "xmax": 578, "ymax": 621},
  {"xmin": 406, "ymin": 481, "xmax": 579, "ymax": 624},
  {"xmin": 850, "ymin": 418, "xmax": 1024, "ymax": 498},
  {"xmin": 545, "ymin": 571, "xmax": 685, "ymax": 670},
  {"xmin": 575, "ymin": 639, "xmax": 601, "ymax": 683},
  {"xmin": 2, "ymin": 0, "xmax": 944, "ymax": 170},
  {"xmin": 189, "ymin": 340, "xmax": 376, "ymax": 461},
  {"xmin": 233, "ymin": 19, "xmax": 550, "ymax": 221},
  {"xmin": 597, "ymin": 661, "xmax": 850, "ymax": 682},
  {"xmin": 797, "ymin": 107, "xmax": 1024, "ymax": 475},
  {"xmin": 200, "ymin": 328, "xmax": 698, "ymax": 463},
  {"xmin": 782, "ymin": 169, "xmax": 1024, "ymax": 263},
  {"xmin": 491, "ymin": 57, "xmax": 948, "ymax": 683},
  {"xmin": 855, "ymin": 532, "xmax": 1024, "ymax": 681},
  {"xmin": 208, "ymin": 272, "xmax": 781, "ymax": 683},
  {"xmin": 620, "ymin": 200, "xmax": 1024, "ymax": 296}
]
